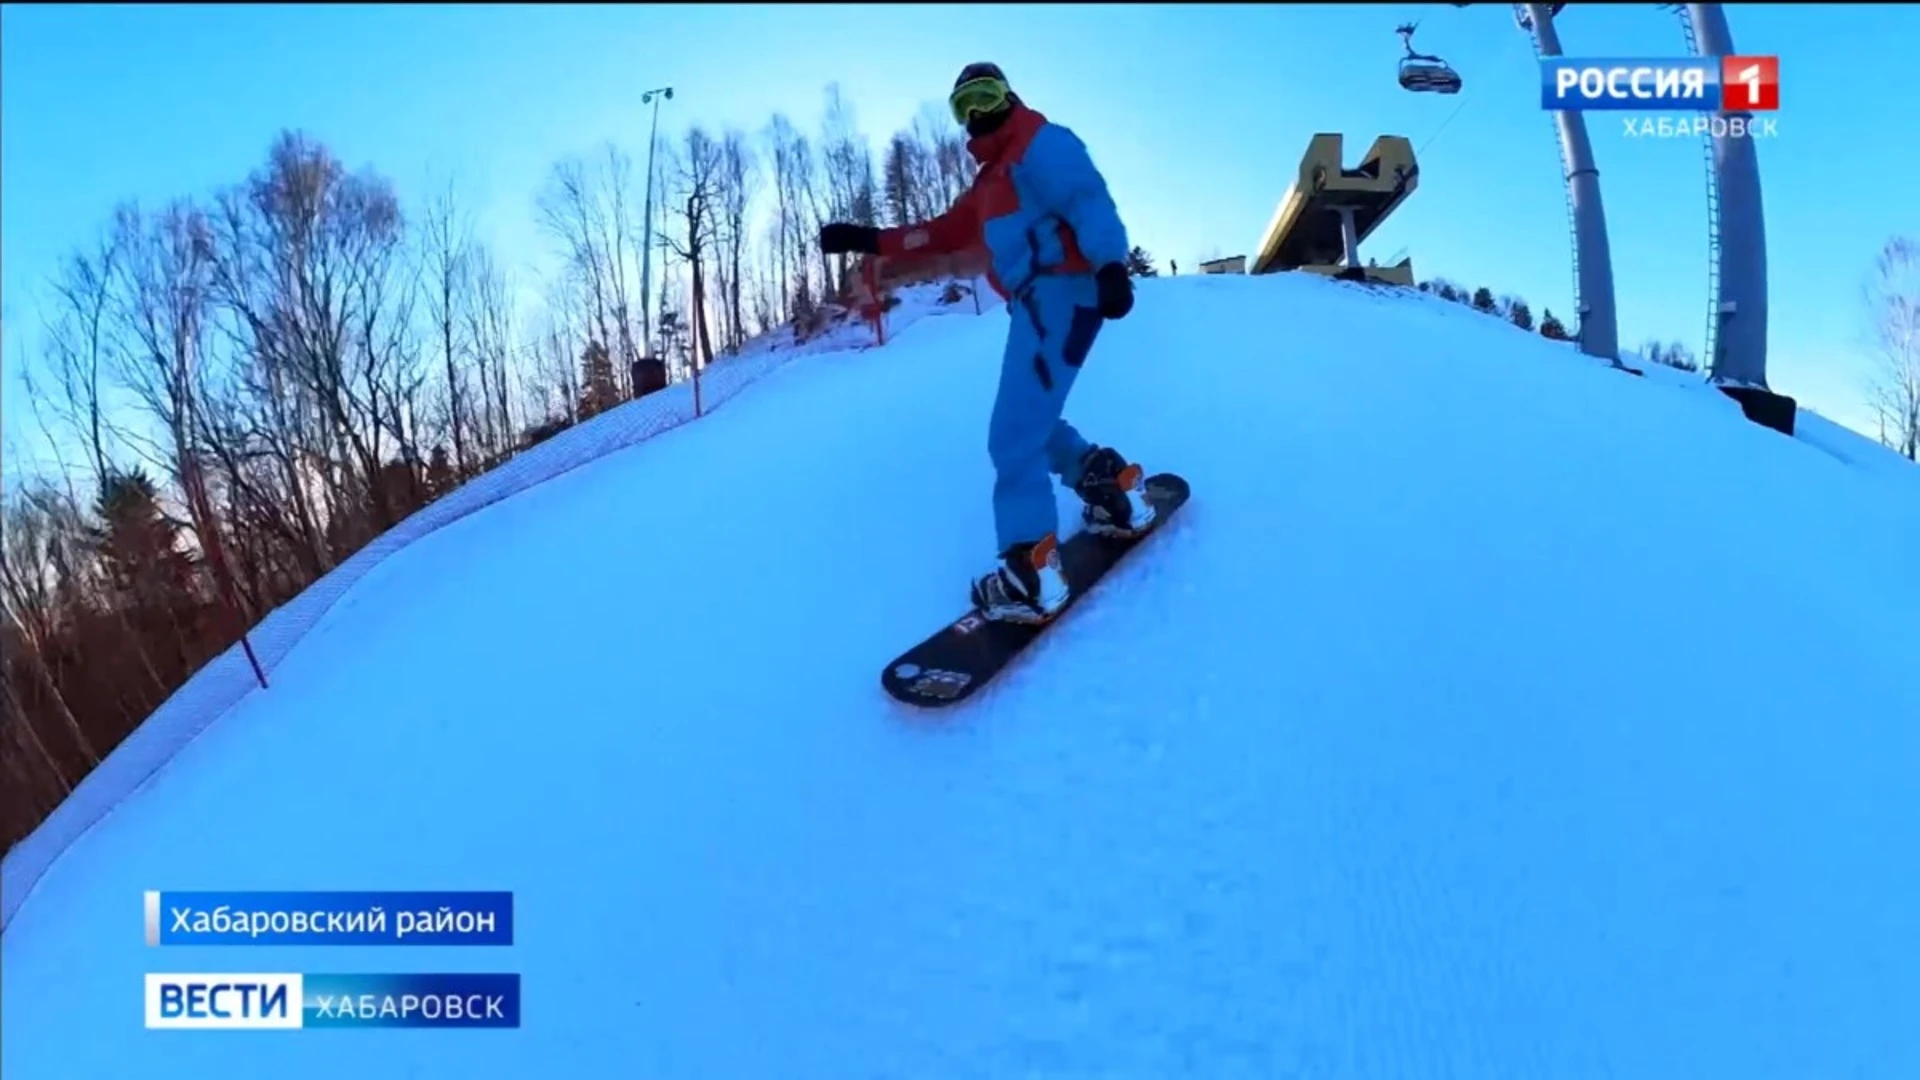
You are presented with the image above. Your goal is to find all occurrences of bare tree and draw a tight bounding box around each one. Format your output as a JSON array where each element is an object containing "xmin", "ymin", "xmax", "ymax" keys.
[
  {"xmin": 764, "ymin": 114, "xmax": 820, "ymax": 322},
  {"xmin": 819, "ymin": 84, "xmax": 879, "ymax": 300},
  {"xmin": 200, "ymin": 132, "xmax": 414, "ymax": 543},
  {"xmin": 197, "ymin": 184, "xmax": 331, "ymax": 580},
  {"xmin": 525, "ymin": 278, "xmax": 583, "ymax": 427},
  {"xmin": 601, "ymin": 143, "xmax": 641, "ymax": 370},
  {"xmin": 536, "ymin": 148, "xmax": 643, "ymax": 395},
  {"xmin": 463, "ymin": 245, "xmax": 515, "ymax": 458},
  {"xmin": 60, "ymin": 203, "xmax": 217, "ymax": 696},
  {"xmin": 914, "ymin": 104, "xmax": 974, "ymax": 209},
  {"xmin": 108, "ymin": 201, "xmax": 215, "ymax": 521},
  {"xmin": 713, "ymin": 130, "xmax": 755, "ymax": 353},
  {"xmin": 877, "ymin": 113, "xmax": 966, "ymax": 230},
  {"xmin": 37, "ymin": 229, "xmax": 126, "ymax": 491},
  {"xmin": 419, "ymin": 180, "xmax": 475, "ymax": 472},
  {"xmin": 537, "ymin": 159, "xmax": 614, "ymax": 362},
  {"xmin": 764, "ymin": 114, "xmax": 796, "ymax": 323},
  {"xmin": 800, "ymin": 147, "xmax": 833, "ymax": 306},
  {"xmin": 662, "ymin": 128, "xmax": 723, "ymax": 374},
  {"xmin": 1865, "ymin": 236, "xmax": 1920, "ymax": 461},
  {"xmin": 0, "ymin": 483, "xmax": 92, "ymax": 666},
  {"xmin": 753, "ymin": 219, "xmax": 783, "ymax": 337}
]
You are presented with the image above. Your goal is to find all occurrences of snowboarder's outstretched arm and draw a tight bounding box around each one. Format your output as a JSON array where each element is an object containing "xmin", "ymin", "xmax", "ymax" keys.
[
  {"xmin": 819, "ymin": 188, "xmax": 979, "ymax": 260},
  {"xmin": 877, "ymin": 188, "xmax": 979, "ymax": 259}
]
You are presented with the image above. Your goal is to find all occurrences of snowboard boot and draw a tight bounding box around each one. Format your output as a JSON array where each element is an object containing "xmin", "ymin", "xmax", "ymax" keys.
[
  {"xmin": 970, "ymin": 535, "xmax": 1070, "ymax": 624},
  {"xmin": 1072, "ymin": 446, "xmax": 1157, "ymax": 538}
]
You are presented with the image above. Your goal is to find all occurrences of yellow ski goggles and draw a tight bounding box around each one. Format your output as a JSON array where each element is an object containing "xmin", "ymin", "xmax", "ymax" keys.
[{"xmin": 949, "ymin": 76, "xmax": 1011, "ymax": 124}]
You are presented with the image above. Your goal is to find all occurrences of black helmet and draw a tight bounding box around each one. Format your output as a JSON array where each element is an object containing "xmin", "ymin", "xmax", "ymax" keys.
[{"xmin": 953, "ymin": 62, "xmax": 1007, "ymax": 91}]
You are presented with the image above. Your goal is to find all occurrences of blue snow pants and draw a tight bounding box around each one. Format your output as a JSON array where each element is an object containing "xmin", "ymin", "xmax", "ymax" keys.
[{"xmin": 987, "ymin": 273, "xmax": 1105, "ymax": 552}]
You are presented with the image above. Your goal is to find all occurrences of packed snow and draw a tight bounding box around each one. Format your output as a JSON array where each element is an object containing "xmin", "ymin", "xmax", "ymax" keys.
[{"xmin": 4, "ymin": 270, "xmax": 1918, "ymax": 1078}]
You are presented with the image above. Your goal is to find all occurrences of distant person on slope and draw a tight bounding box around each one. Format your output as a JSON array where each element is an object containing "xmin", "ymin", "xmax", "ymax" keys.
[{"xmin": 818, "ymin": 61, "xmax": 1155, "ymax": 625}]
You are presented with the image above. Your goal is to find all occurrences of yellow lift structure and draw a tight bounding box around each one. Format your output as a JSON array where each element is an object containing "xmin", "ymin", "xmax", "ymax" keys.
[{"xmin": 1249, "ymin": 133, "xmax": 1419, "ymax": 286}]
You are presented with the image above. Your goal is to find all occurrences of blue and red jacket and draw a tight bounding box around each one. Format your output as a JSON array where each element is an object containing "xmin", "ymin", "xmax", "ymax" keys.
[{"xmin": 878, "ymin": 103, "xmax": 1129, "ymax": 301}]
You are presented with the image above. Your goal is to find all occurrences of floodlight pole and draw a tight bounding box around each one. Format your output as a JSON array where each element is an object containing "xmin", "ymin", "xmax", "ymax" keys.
[{"xmin": 639, "ymin": 86, "xmax": 674, "ymax": 358}]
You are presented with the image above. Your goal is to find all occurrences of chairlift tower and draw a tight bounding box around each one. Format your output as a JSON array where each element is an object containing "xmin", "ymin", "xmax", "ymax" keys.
[
  {"xmin": 1517, "ymin": 3, "xmax": 1622, "ymax": 366},
  {"xmin": 1672, "ymin": 4, "xmax": 1771, "ymax": 395},
  {"xmin": 1430, "ymin": 3, "xmax": 1787, "ymax": 431}
]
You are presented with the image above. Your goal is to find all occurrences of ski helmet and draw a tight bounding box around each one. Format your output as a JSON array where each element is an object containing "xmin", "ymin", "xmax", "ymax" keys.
[{"xmin": 953, "ymin": 62, "xmax": 1006, "ymax": 90}]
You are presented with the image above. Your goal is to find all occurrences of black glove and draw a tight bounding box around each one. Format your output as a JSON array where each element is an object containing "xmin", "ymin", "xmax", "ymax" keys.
[
  {"xmin": 819, "ymin": 222, "xmax": 881, "ymax": 255},
  {"xmin": 1094, "ymin": 262, "xmax": 1133, "ymax": 319}
]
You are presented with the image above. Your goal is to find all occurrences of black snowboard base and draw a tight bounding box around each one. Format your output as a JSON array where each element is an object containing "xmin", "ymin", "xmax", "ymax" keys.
[{"xmin": 881, "ymin": 473, "xmax": 1191, "ymax": 709}]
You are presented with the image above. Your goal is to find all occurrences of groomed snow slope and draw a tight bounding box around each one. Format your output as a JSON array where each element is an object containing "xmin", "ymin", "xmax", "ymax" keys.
[{"xmin": 5, "ymin": 271, "xmax": 1919, "ymax": 1078}]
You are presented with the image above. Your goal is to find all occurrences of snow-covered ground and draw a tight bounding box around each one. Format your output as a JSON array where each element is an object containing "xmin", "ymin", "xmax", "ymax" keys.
[{"xmin": 4, "ymin": 271, "xmax": 1918, "ymax": 1078}]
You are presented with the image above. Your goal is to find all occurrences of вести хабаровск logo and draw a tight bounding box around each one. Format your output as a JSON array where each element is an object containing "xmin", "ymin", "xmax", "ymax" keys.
[{"xmin": 142, "ymin": 889, "xmax": 520, "ymax": 1030}]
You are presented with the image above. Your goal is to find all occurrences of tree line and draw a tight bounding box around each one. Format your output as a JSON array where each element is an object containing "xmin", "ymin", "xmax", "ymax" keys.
[
  {"xmin": 1419, "ymin": 278, "xmax": 1701, "ymax": 372},
  {"xmin": 0, "ymin": 84, "xmax": 978, "ymax": 854},
  {"xmin": 1425, "ymin": 240, "xmax": 1920, "ymax": 460},
  {"xmin": 1866, "ymin": 236, "xmax": 1919, "ymax": 461}
]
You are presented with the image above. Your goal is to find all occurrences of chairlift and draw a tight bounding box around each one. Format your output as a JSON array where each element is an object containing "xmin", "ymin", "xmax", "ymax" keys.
[{"xmin": 1396, "ymin": 23, "xmax": 1463, "ymax": 94}]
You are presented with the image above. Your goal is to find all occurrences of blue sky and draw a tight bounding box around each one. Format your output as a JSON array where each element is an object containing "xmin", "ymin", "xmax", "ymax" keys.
[{"xmin": 3, "ymin": 3, "xmax": 1915, "ymax": 463}]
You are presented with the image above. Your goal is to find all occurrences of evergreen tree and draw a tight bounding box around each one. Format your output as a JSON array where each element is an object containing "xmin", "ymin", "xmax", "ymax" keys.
[
  {"xmin": 1642, "ymin": 339, "xmax": 1698, "ymax": 372},
  {"xmin": 1124, "ymin": 245, "xmax": 1158, "ymax": 277},
  {"xmin": 577, "ymin": 339, "xmax": 621, "ymax": 418},
  {"xmin": 882, "ymin": 134, "xmax": 915, "ymax": 227},
  {"xmin": 1506, "ymin": 298, "xmax": 1534, "ymax": 331},
  {"xmin": 426, "ymin": 445, "xmax": 457, "ymax": 495},
  {"xmin": 90, "ymin": 468, "xmax": 196, "ymax": 611},
  {"xmin": 851, "ymin": 173, "xmax": 878, "ymax": 228},
  {"xmin": 1472, "ymin": 286, "xmax": 1497, "ymax": 313},
  {"xmin": 1540, "ymin": 309, "xmax": 1570, "ymax": 341}
]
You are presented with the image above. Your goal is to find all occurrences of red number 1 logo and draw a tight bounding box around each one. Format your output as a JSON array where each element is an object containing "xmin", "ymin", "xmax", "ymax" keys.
[{"xmin": 1720, "ymin": 56, "xmax": 1779, "ymax": 112}]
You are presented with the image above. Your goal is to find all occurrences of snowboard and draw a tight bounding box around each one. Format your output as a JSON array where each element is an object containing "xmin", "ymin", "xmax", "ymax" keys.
[{"xmin": 881, "ymin": 473, "xmax": 1191, "ymax": 709}]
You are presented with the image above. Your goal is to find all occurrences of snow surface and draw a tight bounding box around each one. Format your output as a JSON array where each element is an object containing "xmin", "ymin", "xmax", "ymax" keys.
[{"xmin": 5, "ymin": 271, "xmax": 1919, "ymax": 1078}]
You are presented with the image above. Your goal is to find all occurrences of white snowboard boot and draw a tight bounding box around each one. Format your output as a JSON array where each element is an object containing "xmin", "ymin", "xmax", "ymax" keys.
[{"xmin": 970, "ymin": 534, "xmax": 1070, "ymax": 623}]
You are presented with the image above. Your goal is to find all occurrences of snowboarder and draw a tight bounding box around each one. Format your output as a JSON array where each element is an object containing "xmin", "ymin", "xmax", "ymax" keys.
[{"xmin": 818, "ymin": 62, "xmax": 1156, "ymax": 625}]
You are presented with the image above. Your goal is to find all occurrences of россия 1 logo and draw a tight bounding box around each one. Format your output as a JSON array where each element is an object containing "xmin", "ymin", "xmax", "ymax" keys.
[
  {"xmin": 1539, "ymin": 55, "xmax": 1778, "ymax": 140},
  {"xmin": 1539, "ymin": 56, "xmax": 1778, "ymax": 111}
]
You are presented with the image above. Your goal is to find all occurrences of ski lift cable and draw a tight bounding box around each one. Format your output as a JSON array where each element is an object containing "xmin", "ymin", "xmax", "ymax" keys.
[
  {"xmin": 1414, "ymin": 92, "xmax": 1473, "ymax": 158},
  {"xmin": 1407, "ymin": 7, "xmax": 1537, "ymax": 159}
]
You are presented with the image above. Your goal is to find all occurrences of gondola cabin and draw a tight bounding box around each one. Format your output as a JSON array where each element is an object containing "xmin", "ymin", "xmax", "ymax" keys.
[{"xmin": 1399, "ymin": 57, "xmax": 1463, "ymax": 93}]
